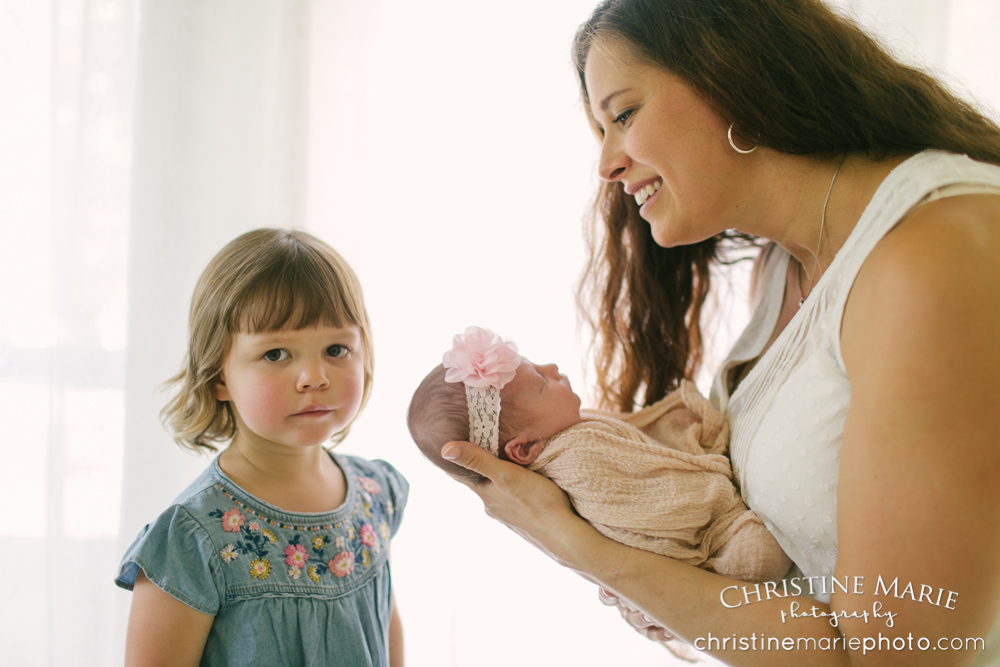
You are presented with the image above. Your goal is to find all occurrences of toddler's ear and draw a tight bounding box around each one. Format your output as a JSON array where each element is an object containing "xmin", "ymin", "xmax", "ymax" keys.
[
  {"xmin": 214, "ymin": 377, "xmax": 231, "ymax": 401},
  {"xmin": 503, "ymin": 436, "xmax": 544, "ymax": 466}
]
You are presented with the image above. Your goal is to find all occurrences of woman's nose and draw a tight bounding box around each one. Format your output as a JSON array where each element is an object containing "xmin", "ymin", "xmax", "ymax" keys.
[{"xmin": 598, "ymin": 135, "xmax": 629, "ymax": 182}]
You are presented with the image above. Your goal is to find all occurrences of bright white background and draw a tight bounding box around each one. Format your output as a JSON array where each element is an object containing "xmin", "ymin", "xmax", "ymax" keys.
[{"xmin": 1, "ymin": 0, "xmax": 998, "ymax": 665}]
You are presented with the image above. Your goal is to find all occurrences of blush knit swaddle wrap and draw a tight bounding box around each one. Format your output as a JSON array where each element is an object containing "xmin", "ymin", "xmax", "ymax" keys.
[{"xmin": 529, "ymin": 381, "xmax": 791, "ymax": 583}]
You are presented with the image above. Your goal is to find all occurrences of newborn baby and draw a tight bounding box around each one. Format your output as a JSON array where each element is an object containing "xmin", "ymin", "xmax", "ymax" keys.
[{"xmin": 407, "ymin": 327, "xmax": 791, "ymax": 583}]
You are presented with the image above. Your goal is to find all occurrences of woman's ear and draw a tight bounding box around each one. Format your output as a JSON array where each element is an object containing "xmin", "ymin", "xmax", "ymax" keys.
[{"xmin": 503, "ymin": 435, "xmax": 545, "ymax": 466}]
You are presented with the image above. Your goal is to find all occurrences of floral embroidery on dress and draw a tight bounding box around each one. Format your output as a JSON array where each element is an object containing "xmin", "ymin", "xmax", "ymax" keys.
[
  {"xmin": 329, "ymin": 550, "xmax": 355, "ymax": 578},
  {"xmin": 220, "ymin": 544, "xmax": 238, "ymax": 564},
  {"xmin": 250, "ymin": 558, "xmax": 272, "ymax": 580},
  {"xmin": 211, "ymin": 468, "xmax": 396, "ymax": 584},
  {"xmin": 284, "ymin": 543, "xmax": 309, "ymax": 570},
  {"xmin": 359, "ymin": 477, "xmax": 381, "ymax": 495},
  {"xmin": 210, "ymin": 507, "xmax": 276, "ymax": 576},
  {"xmin": 359, "ymin": 523, "xmax": 378, "ymax": 552},
  {"xmin": 222, "ymin": 507, "xmax": 245, "ymax": 532}
]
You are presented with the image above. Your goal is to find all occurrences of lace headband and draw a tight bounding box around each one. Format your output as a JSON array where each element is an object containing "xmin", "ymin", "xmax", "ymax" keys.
[{"xmin": 442, "ymin": 326, "xmax": 521, "ymax": 456}]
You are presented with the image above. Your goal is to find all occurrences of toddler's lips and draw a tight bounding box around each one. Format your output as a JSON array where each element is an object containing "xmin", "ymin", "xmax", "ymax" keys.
[{"xmin": 294, "ymin": 405, "xmax": 332, "ymax": 417}]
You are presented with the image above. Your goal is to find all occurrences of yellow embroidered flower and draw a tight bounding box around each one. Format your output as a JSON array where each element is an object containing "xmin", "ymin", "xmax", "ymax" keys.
[
  {"xmin": 363, "ymin": 501, "xmax": 372, "ymax": 518},
  {"xmin": 307, "ymin": 566, "xmax": 320, "ymax": 583},
  {"xmin": 262, "ymin": 528, "xmax": 277, "ymax": 543},
  {"xmin": 347, "ymin": 526, "xmax": 355, "ymax": 540},
  {"xmin": 312, "ymin": 536, "xmax": 325, "ymax": 550},
  {"xmin": 361, "ymin": 550, "xmax": 371, "ymax": 568},
  {"xmin": 379, "ymin": 521, "xmax": 390, "ymax": 541},
  {"xmin": 250, "ymin": 558, "xmax": 272, "ymax": 580}
]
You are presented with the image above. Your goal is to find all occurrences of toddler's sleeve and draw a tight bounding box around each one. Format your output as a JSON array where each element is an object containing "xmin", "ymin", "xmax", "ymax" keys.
[
  {"xmin": 374, "ymin": 460, "xmax": 409, "ymax": 539},
  {"xmin": 114, "ymin": 505, "xmax": 223, "ymax": 615}
]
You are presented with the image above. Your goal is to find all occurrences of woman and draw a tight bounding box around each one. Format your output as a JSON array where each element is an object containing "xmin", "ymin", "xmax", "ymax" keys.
[{"xmin": 441, "ymin": 0, "xmax": 1000, "ymax": 664}]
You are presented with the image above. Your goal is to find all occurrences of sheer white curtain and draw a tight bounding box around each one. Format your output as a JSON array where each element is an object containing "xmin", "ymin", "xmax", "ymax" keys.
[{"xmin": 2, "ymin": 1, "xmax": 998, "ymax": 666}]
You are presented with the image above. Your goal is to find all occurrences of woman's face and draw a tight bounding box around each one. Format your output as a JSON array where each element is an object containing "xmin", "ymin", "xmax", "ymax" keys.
[{"xmin": 584, "ymin": 38, "xmax": 740, "ymax": 246}]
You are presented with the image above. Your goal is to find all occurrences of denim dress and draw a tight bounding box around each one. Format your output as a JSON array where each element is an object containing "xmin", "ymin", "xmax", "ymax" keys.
[{"xmin": 116, "ymin": 452, "xmax": 408, "ymax": 666}]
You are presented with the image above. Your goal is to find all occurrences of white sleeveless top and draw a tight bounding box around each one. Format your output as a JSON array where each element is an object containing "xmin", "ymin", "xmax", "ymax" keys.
[{"xmin": 709, "ymin": 151, "xmax": 1000, "ymax": 662}]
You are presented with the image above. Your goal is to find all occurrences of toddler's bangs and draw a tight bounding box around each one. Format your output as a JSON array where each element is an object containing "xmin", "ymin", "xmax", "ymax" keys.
[{"xmin": 226, "ymin": 247, "xmax": 362, "ymax": 335}]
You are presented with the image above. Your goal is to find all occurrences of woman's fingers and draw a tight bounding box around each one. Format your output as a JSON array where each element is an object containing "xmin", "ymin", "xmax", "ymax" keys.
[
  {"xmin": 601, "ymin": 588, "xmax": 676, "ymax": 642},
  {"xmin": 620, "ymin": 607, "xmax": 676, "ymax": 641},
  {"xmin": 441, "ymin": 440, "xmax": 506, "ymax": 488}
]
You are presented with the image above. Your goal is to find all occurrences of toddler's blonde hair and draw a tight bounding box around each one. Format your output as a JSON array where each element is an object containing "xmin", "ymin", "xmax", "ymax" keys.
[{"xmin": 162, "ymin": 228, "xmax": 374, "ymax": 452}]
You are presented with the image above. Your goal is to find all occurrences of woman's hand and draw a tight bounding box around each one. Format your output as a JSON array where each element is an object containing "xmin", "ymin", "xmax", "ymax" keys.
[
  {"xmin": 598, "ymin": 587, "xmax": 675, "ymax": 643},
  {"xmin": 441, "ymin": 440, "xmax": 602, "ymax": 573}
]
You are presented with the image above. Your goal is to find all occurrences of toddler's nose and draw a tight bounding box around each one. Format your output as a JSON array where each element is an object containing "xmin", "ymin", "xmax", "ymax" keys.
[{"xmin": 297, "ymin": 363, "xmax": 330, "ymax": 391}]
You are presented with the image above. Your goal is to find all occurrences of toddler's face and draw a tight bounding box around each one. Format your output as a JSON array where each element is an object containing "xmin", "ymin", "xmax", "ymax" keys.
[
  {"xmin": 502, "ymin": 360, "xmax": 582, "ymax": 442},
  {"xmin": 215, "ymin": 325, "xmax": 365, "ymax": 451}
]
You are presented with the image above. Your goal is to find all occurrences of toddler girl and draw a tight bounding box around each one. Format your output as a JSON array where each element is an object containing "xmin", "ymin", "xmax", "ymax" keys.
[
  {"xmin": 116, "ymin": 229, "xmax": 407, "ymax": 667},
  {"xmin": 408, "ymin": 326, "xmax": 789, "ymax": 583}
]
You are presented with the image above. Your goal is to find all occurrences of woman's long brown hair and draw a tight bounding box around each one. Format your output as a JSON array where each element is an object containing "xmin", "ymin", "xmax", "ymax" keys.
[{"xmin": 573, "ymin": 0, "xmax": 1000, "ymax": 411}]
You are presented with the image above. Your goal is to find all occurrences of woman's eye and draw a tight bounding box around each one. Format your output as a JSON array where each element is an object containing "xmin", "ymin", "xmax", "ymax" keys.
[
  {"xmin": 263, "ymin": 349, "xmax": 289, "ymax": 362},
  {"xmin": 326, "ymin": 345, "xmax": 348, "ymax": 358},
  {"xmin": 613, "ymin": 108, "xmax": 635, "ymax": 126}
]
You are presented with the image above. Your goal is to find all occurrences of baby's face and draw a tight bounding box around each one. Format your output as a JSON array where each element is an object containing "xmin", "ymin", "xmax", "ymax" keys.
[{"xmin": 502, "ymin": 360, "xmax": 582, "ymax": 442}]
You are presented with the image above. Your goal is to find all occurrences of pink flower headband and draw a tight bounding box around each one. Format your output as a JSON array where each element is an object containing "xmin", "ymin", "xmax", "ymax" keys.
[{"xmin": 442, "ymin": 326, "xmax": 521, "ymax": 456}]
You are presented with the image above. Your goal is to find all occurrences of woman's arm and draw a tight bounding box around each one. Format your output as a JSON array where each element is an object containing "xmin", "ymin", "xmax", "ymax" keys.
[
  {"xmin": 125, "ymin": 570, "xmax": 214, "ymax": 667},
  {"xmin": 442, "ymin": 197, "xmax": 1000, "ymax": 666}
]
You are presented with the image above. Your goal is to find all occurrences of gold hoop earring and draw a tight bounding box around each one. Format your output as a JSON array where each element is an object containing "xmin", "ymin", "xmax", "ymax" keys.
[{"xmin": 728, "ymin": 122, "xmax": 758, "ymax": 154}]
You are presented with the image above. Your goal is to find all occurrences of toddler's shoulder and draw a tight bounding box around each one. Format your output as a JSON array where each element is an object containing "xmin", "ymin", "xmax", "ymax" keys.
[{"xmin": 334, "ymin": 453, "xmax": 409, "ymax": 536}]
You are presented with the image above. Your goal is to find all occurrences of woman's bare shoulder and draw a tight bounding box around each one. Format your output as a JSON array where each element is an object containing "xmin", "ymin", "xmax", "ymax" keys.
[
  {"xmin": 844, "ymin": 193, "xmax": 1000, "ymax": 336},
  {"xmin": 841, "ymin": 190, "xmax": 1000, "ymax": 404}
]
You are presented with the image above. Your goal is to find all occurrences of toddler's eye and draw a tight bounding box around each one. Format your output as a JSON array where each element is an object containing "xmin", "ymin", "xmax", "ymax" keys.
[
  {"xmin": 327, "ymin": 345, "xmax": 348, "ymax": 358},
  {"xmin": 263, "ymin": 349, "xmax": 289, "ymax": 362}
]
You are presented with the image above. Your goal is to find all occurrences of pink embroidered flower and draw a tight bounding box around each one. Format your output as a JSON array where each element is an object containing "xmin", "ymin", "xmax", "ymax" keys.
[
  {"xmin": 359, "ymin": 523, "xmax": 377, "ymax": 549},
  {"xmin": 284, "ymin": 543, "xmax": 309, "ymax": 569},
  {"xmin": 248, "ymin": 521, "xmax": 260, "ymax": 532},
  {"xmin": 329, "ymin": 550, "xmax": 354, "ymax": 578},
  {"xmin": 222, "ymin": 508, "xmax": 245, "ymax": 533},
  {"xmin": 442, "ymin": 326, "xmax": 521, "ymax": 389},
  {"xmin": 358, "ymin": 477, "xmax": 381, "ymax": 495}
]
